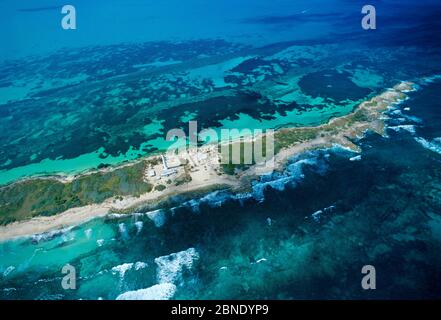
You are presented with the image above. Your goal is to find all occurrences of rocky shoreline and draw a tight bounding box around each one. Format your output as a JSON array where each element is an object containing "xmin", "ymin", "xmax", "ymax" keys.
[{"xmin": 0, "ymin": 81, "xmax": 415, "ymax": 242}]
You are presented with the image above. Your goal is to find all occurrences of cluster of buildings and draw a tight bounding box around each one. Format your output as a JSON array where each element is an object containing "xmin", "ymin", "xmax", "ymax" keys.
[
  {"xmin": 144, "ymin": 154, "xmax": 182, "ymax": 182},
  {"xmin": 143, "ymin": 146, "xmax": 221, "ymax": 188}
]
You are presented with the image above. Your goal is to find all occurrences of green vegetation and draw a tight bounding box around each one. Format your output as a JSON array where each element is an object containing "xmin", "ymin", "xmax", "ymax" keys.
[
  {"xmin": 0, "ymin": 94, "xmax": 385, "ymax": 225},
  {"xmin": 220, "ymin": 136, "xmax": 273, "ymax": 175},
  {"xmin": 346, "ymin": 109, "xmax": 369, "ymax": 125},
  {"xmin": 274, "ymin": 128, "xmax": 319, "ymax": 153},
  {"xmin": 155, "ymin": 184, "xmax": 166, "ymax": 191},
  {"xmin": 145, "ymin": 157, "xmax": 161, "ymax": 166},
  {"xmin": 175, "ymin": 171, "xmax": 192, "ymax": 186},
  {"xmin": 219, "ymin": 101, "xmax": 376, "ymax": 175},
  {"xmin": 0, "ymin": 161, "xmax": 152, "ymax": 225}
]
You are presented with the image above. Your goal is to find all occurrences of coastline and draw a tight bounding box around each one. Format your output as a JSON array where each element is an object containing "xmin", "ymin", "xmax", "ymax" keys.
[
  {"xmin": 0, "ymin": 175, "xmax": 238, "ymax": 242},
  {"xmin": 0, "ymin": 81, "xmax": 414, "ymax": 242}
]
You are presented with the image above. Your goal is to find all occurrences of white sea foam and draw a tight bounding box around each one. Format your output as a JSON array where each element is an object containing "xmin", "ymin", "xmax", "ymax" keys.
[
  {"xmin": 389, "ymin": 109, "xmax": 423, "ymax": 124},
  {"xmin": 3, "ymin": 266, "xmax": 15, "ymax": 277},
  {"xmin": 267, "ymin": 217, "xmax": 272, "ymax": 226},
  {"xmin": 349, "ymin": 155, "xmax": 362, "ymax": 161},
  {"xmin": 135, "ymin": 262, "xmax": 148, "ymax": 270},
  {"xmin": 179, "ymin": 152, "xmax": 328, "ymax": 211},
  {"xmin": 312, "ymin": 210, "xmax": 323, "ymax": 222},
  {"xmin": 185, "ymin": 199, "xmax": 201, "ymax": 212},
  {"xmin": 111, "ymin": 263, "xmax": 133, "ymax": 278},
  {"xmin": 112, "ymin": 261, "xmax": 147, "ymax": 278},
  {"xmin": 84, "ymin": 228, "xmax": 92, "ymax": 239},
  {"xmin": 183, "ymin": 190, "xmax": 245, "ymax": 212},
  {"xmin": 198, "ymin": 191, "xmax": 233, "ymax": 208},
  {"xmin": 234, "ymin": 193, "xmax": 250, "ymax": 207},
  {"xmin": 402, "ymin": 114, "xmax": 423, "ymax": 124},
  {"xmin": 30, "ymin": 226, "xmax": 74, "ymax": 243},
  {"xmin": 311, "ymin": 205, "xmax": 336, "ymax": 223},
  {"xmin": 61, "ymin": 232, "xmax": 75, "ymax": 243},
  {"xmin": 135, "ymin": 221, "xmax": 143, "ymax": 234},
  {"xmin": 422, "ymin": 74, "xmax": 441, "ymax": 84},
  {"xmin": 415, "ymin": 137, "xmax": 441, "ymax": 155},
  {"xmin": 109, "ymin": 209, "xmax": 165, "ymax": 228},
  {"xmin": 107, "ymin": 213, "xmax": 128, "ymax": 219},
  {"xmin": 388, "ymin": 125, "xmax": 416, "ymax": 134},
  {"xmin": 116, "ymin": 283, "xmax": 176, "ymax": 300},
  {"xmin": 118, "ymin": 223, "xmax": 127, "ymax": 237},
  {"xmin": 145, "ymin": 209, "xmax": 166, "ymax": 227},
  {"xmin": 251, "ymin": 175, "xmax": 293, "ymax": 201},
  {"xmin": 154, "ymin": 152, "xmax": 328, "ymax": 218},
  {"xmin": 251, "ymin": 154, "xmax": 325, "ymax": 201},
  {"xmin": 170, "ymin": 207, "xmax": 178, "ymax": 216},
  {"xmin": 154, "ymin": 247, "xmax": 199, "ymax": 284}
]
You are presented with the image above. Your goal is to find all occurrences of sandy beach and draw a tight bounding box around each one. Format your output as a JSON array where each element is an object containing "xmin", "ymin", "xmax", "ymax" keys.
[
  {"xmin": 0, "ymin": 81, "xmax": 414, "ymax": 242},
  {"xmin": 0, "ymin": 204, "xmax": 110, "ymax": 242},
  {"xmin": 0, "ymin": 174, "xmax": 238, "ymax": 242}
]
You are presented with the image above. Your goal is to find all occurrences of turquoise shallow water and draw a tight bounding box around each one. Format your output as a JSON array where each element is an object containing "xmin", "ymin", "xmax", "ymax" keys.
[
  {"xmin": 0, "ymin": 42, "xmax": 381, "ymax": 185},
  {"xmin": 1, "ymin": 80, "xmax": 441, "ymax": 299},
  {"xmin": 3, "ymin": 0, "xmax": 441, "ymax": 184},
  {"xmin": 1, "ymin": 0, "xmax": 441, "ymax": 299}
]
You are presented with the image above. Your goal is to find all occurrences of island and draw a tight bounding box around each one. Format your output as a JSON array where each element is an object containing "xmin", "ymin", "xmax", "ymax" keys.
[{"xmin": 0, "ymin": 81, "xmax": 414, "ymax": 241}]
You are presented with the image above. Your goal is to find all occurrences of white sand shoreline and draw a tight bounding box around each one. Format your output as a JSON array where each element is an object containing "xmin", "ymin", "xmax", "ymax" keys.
[
  {"xmin": 0, "ymin": 176, "xmax": 238, "ymax": 242},
  {"xmin": 0, "ymin": 81, "xmax": 414, "ymax": 242}
]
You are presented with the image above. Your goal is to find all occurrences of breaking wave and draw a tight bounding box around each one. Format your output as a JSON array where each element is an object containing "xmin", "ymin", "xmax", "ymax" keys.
[
  {"xmin": 84, "ymin": 228, "xmax": 92, "ymax": 239},
  {"xmin": 415, "ymin": 137, "xmax": 441, "ymax": 155},
  {"xmin": 30, "ymin": 226, "xmax": 75, "ymax": 244},
  {"xmin": 134, "ymin": 221, "xmax": 143, "ymax": 234},
  {"xmin": 111, "ymin": 261, "xmax": 148, "ymax": 279},
  {"xmin": 111, "ymin": 263, "xmax": 133, "ymax": 279},
  {"xmin": 387, "ymin": 125, "xmax": 417, "ymax": 134},
  {"xmin": 421, "ymin": 74, "xmax": 441, "ymax": 84},
  {"xmin": 144, "ymin": 209, "xmax": 166, "ymax": 227},
  {"xmin": 180, "ymin": 151, "xmax": 330, "ymax": 213},
  {"xmin": 116, "ymin": 283, "xmax": 176, "ymax": 300},
  {"xmin": 310, "ymin": 205, "xmax": 336, "ymax": 223},
  {"xmin": 154, "ymin": 247, "xmax": 199, "ymax": 285}
]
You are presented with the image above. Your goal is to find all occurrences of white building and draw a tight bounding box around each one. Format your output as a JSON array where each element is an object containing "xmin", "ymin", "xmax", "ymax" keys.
[
  {"xmin": 148, "ymin": 169, "xmax": 156, "ymax": 177},
  {"xmin": 161, "ymin": 168, "xmax": 177, "ymax": 177},
  {"xmin": 161, "ymin": 154, "xmax": 181, "ymax": 169}
]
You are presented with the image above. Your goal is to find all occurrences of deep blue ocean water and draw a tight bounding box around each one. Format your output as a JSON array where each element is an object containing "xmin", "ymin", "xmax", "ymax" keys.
[
  {"xmin": 1, "ymin": 79, "xmax": 441, "ymax": 299},
  {"xmin": 1, "ymin": 0, "xmax": 441, "ymax": 299}
]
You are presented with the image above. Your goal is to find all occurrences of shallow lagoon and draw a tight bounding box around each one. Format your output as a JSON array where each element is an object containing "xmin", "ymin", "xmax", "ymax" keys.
[
  {"xmin": 1, "ymin": 80, "xmax": 441, "ymax": 299},
  {"xmin": 0, "ymin": 42, "xmax": 430, "ymax": 185},
  {"xmin": 1, "ymin": 0, "xmax": 441, "ymax": 300}
]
